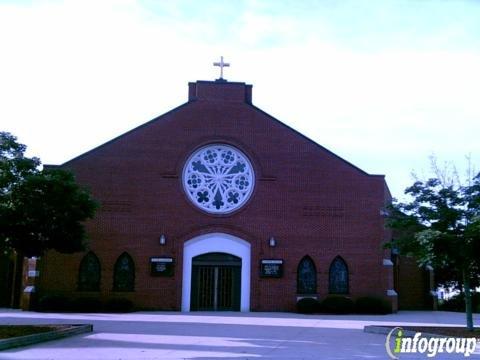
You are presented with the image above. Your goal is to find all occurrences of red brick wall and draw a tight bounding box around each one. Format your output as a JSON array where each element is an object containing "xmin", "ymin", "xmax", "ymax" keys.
[
  {"xmin": 396, "ymin": 256, "xmax": 432, "ymax": 310},
  {"xmin": 38, "ymin": 80, "xmax": 398, "ymax": 311}
]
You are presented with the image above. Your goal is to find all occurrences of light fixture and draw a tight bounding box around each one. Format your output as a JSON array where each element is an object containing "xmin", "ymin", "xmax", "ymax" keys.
[
  {"xmin": 269, "ymin": 237, "xmax": 276, "ymax": 247},
  {"xmin": 159, "ymin": 234, "xmax": 166, "ymax": 245}
]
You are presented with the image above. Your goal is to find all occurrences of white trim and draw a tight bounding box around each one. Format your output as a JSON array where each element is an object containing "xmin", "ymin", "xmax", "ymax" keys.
[
  {"xmin": 387, "ymin": 289, "xmax": 398, "ymax": 296},
  {"xmin": 182, "ymin": 233, "xmax": 251, "ymax": 312},
  {"xmin": 296, "ymin": 295, "xmax": 318, "ymax": 301},
  {"xmin": 182, "ymin": 144, "xmax": 255, "ymax": 214}
]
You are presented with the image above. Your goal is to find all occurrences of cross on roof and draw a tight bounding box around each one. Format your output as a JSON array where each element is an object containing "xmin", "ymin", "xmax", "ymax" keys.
[{"xmin": 213, "ymin": 56, "xmax": 230, "ymax": 80}]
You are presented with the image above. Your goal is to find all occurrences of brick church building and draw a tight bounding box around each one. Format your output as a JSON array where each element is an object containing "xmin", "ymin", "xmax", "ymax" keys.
[{"xmin": 20, "ymin": 74, "xmax": 431, "ymax": 312}]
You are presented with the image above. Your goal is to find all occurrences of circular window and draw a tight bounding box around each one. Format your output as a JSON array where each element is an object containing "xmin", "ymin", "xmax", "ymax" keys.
[{"xmin": 182, "ymin": 144, "xmax": 255, "ymax": 214}]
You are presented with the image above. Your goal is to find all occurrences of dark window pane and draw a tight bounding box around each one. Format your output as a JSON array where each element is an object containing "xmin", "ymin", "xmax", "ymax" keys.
[
  {"xmin": 113, "ymin": 253, "xmax": 135, "ymax": 292},
  {"xmin": 297, "ymin": 256, "xmax": 317, "ymax": 294},
  {"xmin": 78, "ymin": 252, "xmax": 101, "ymax": 291},
  {"xmin": 329, "ymin": 257, "xmax": 349, "ymax": 294}
]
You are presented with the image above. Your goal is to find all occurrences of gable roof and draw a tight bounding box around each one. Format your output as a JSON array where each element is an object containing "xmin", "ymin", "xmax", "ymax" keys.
[
  {"xmin": 56, "ymin": 83, "xmax": 385, "ymax": 181},
  {"xmin": 59, "ymin": 101, "xmax": 190, "ymax": 167},
  {"xmin": 248, "ymin": 103, "xmax": 375, "ymax": 177}
]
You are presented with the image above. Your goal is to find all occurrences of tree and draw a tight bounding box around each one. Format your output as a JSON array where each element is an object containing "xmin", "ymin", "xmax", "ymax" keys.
[
  {"xmin": 0, "ymin": 132, "xmax": 98, "ymax": 257},
  {"xmin": 387, "ymin": 159, "xmax": 480, "ymax": 331}
]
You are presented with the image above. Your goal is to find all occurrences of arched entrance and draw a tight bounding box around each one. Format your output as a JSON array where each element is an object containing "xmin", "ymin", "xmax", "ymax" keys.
[
  {"xmin": 182, "ymin": 233, "xmax": 251, "ymax": 312},
  {"xmin": 191, "ymin": 252, "xmax": 241, "ymax": 311}
]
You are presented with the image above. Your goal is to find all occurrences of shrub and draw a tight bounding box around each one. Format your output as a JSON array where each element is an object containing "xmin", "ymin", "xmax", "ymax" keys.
[
  {"xmin": 356, "ymin": 296, "xmax": 392, "ymax": 314},
  {"xmin": 37, "ymin": 295, "xmax": 70, "ymax": 312},
  {"xmin": 439, "ymin": 292, "xmax": 480, "ymax": 313},
  {"xmin": 296, "ymin": 297, "xmax": 319, "ymax": 314},
  {"xmin": 320, "ymin": 295, "xmax": 355, "ymax": 314},
  {"xmin": 105, "ymin": 298, "xmax": 134, "ymax": 313},
  {"xmin": 439, "ymin": 294, "xmax": 464, "ymax": 312},
  {"xmin": 70, "ymin": 297, "xmax": 103, "ymax": 313}
]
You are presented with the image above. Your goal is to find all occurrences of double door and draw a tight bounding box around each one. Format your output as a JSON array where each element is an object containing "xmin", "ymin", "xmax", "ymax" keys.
[{"xmin": 191, "ymin": 252, "xmax": 241, "ymax": 311}]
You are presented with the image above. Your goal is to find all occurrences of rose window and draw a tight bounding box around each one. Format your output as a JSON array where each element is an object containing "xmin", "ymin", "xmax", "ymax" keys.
[{"xmin": 183, "ymin": 144, "xmax": 255, "ymax": 214}]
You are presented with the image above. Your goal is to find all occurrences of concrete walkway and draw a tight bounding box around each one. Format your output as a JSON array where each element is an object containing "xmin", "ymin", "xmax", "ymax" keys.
[{"xmin": 0, "ymin": 310, "xmax": 478, "ymax": 359}]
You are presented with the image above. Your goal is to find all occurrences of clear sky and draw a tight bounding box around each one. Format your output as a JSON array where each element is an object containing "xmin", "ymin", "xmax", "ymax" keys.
[{"xmin": 1, "ymin": 0, "xmax": 479, "ymax": 199}]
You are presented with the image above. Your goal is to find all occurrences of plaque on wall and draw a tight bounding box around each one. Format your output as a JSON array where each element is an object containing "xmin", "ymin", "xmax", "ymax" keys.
[
  {"xmin": 150, "ymin": 257, "xmax": 174, "ymax": 277},
  {"xmin": 260, "ymin": 259, "xmax": 283, "ymax": 278}
]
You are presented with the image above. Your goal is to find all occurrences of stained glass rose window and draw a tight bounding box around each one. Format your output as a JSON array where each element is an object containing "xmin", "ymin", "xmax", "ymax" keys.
[{"xmin": 183, "ymin": 144, "xmax": 255, "ymax": 214}]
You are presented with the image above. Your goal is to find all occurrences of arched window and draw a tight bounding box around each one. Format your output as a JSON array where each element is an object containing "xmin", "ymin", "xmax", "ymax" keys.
[
  {"xmin": 297, "ymin": 256, "xmax": 317, "ymax": 294},
  {"xmin": 329, "ymin": 256, "xmax": 349, "ymax": 294},
  {"xmin": 78, "ymin": 252, "xmax": 101, "ymax": 291},
  {"xmin": 113, "ymin": 252, "xmax": 135, "ymax": 292}
]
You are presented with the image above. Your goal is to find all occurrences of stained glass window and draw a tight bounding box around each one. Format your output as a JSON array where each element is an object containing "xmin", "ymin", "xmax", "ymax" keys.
[
  {"xmin": 78, "ymin": 252, "xmax": 101, "ymax": 291},
  {"xmin": 113, "ymin": 252, "xmax": 135, "ymax": 292},
  {"xmin": 183, "ymin": 144, "xmax": 255, "ymax": 214},
  {"xmin": 329, "ymin": 256, "xmax": 349, "ymax": 294},
  {"xmin": 297, "ymin": 256, "xmax": 317, "ymax": 294}
]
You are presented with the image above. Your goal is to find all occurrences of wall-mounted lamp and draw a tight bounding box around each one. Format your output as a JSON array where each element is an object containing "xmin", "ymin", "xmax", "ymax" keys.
[
  {"xmin": 159, "ymin": 234, "xmax": 166, "ymax": 245},
  {"xmin": 269, "ymin": 237, "xmax": 276, "ymax": 247}
]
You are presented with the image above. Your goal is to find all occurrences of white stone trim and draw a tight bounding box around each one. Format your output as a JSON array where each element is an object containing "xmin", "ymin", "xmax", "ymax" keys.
[
  {"xmin": 387, "ymin": 289, "xmax": 398, "ymax": 296},
  {"xmin": 182, "ymin": 144, "xmax": 255, "ymax": 214},
  {"xmin": 28, "ymin": 270, "xmax": 39, "ymax": 277},
  {"xmin": 182, "ymin": 233, "xmax": 251, "ymax": 312},
  {"xmin": 296, "ymin": 296, "xmax": 318, "ymax": 301},
  {"xmin": 383, "ymin": 259, "xmax": 394, "ymax": 266}
]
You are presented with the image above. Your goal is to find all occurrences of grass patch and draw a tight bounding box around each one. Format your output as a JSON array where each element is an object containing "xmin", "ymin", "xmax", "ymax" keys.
[
  {"xmin": 381, "ymin": 326, "xmax": 480, "ymax": 339},
  {"xmin": 0, "ymin": 325, "xmax": 67, "ymax": 339}
]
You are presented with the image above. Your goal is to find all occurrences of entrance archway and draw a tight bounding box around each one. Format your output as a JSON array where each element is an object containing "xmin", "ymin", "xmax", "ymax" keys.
[{"xmin": 182, "ymin": 233, "xmax": 251, "ymax": 312}]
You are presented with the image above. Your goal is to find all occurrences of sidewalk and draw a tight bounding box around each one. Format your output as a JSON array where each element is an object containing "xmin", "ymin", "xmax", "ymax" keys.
[{"xmin": 0, "ymin": 310, "xmax": 478, "ymax": 359}]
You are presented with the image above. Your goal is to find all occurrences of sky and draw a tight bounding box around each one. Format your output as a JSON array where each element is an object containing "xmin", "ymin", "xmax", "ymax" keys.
[{"xmin": 1, "ymin": 0, "xmax": 479, "ymax": 199}]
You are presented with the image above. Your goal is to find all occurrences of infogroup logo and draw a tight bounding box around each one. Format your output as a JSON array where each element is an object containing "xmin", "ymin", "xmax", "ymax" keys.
[{"xmin": 385, "ymin": 327, "xmax": 478, "ymax": 358}]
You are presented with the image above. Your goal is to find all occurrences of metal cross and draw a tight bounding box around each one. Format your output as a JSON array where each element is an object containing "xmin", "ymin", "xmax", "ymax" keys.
[{"xmin": 213, "ymin": 56, "xmax": 230, "ymax": 80}]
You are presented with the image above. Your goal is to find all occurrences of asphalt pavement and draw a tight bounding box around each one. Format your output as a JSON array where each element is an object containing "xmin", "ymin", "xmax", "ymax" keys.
[{"xmin": 0, "ymin": 309, "xmax": 478, "ymax": 359}]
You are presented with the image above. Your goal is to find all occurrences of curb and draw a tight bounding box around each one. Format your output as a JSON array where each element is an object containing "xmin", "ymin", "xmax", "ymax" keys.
[
  {"xmin": 0, "ymin": 324, "xmax": 93, "ymax": 350},
  {"xmin": 364, "ymin": 325, "xmax": 451, "ymax": 339}
]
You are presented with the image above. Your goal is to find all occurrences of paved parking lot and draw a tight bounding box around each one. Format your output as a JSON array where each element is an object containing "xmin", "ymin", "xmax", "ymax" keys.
[{"xmin": 0, "ymin": 309, "xmax": 479, "ymax": 359}]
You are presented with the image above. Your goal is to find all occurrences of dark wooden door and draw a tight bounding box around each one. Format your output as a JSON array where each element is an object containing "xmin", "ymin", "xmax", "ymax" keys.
[
  {"xmin": 191, "ymin": 253, "xmax": 241, "ymax": 311},
  {"xmin": 0, "ymin": 255, "xmax": 14, "ymax": 307}
]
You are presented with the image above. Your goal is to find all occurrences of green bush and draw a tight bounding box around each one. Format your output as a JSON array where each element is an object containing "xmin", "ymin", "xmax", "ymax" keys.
[
  {"xmin": 439, "ymin": 294, "xmax": 464, "ymax": 312},
  {"xmin": 70, "ymin": 297, "xmax": 103, "ymax": 313},
  {"xmin": 320, "ymin": 295, "xmax": 354, "ymax": 314},
  {"xmin": 105, "ymin": 298, "xmax": 134, "ymax": 313},
  {"xmin": 296, "ymin": 297, "xmax": 319, "ymax": 314},
  {"xmin": 439, "ymin": 293, "xmax": 480, "ymax": 313},
  {"xmin": 355, "ymin": 296, "xmax": 392, "ymax": 314},
  {"xmin": 37, "ymin": 295, "xmax": 70, "ymax": 312}
]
